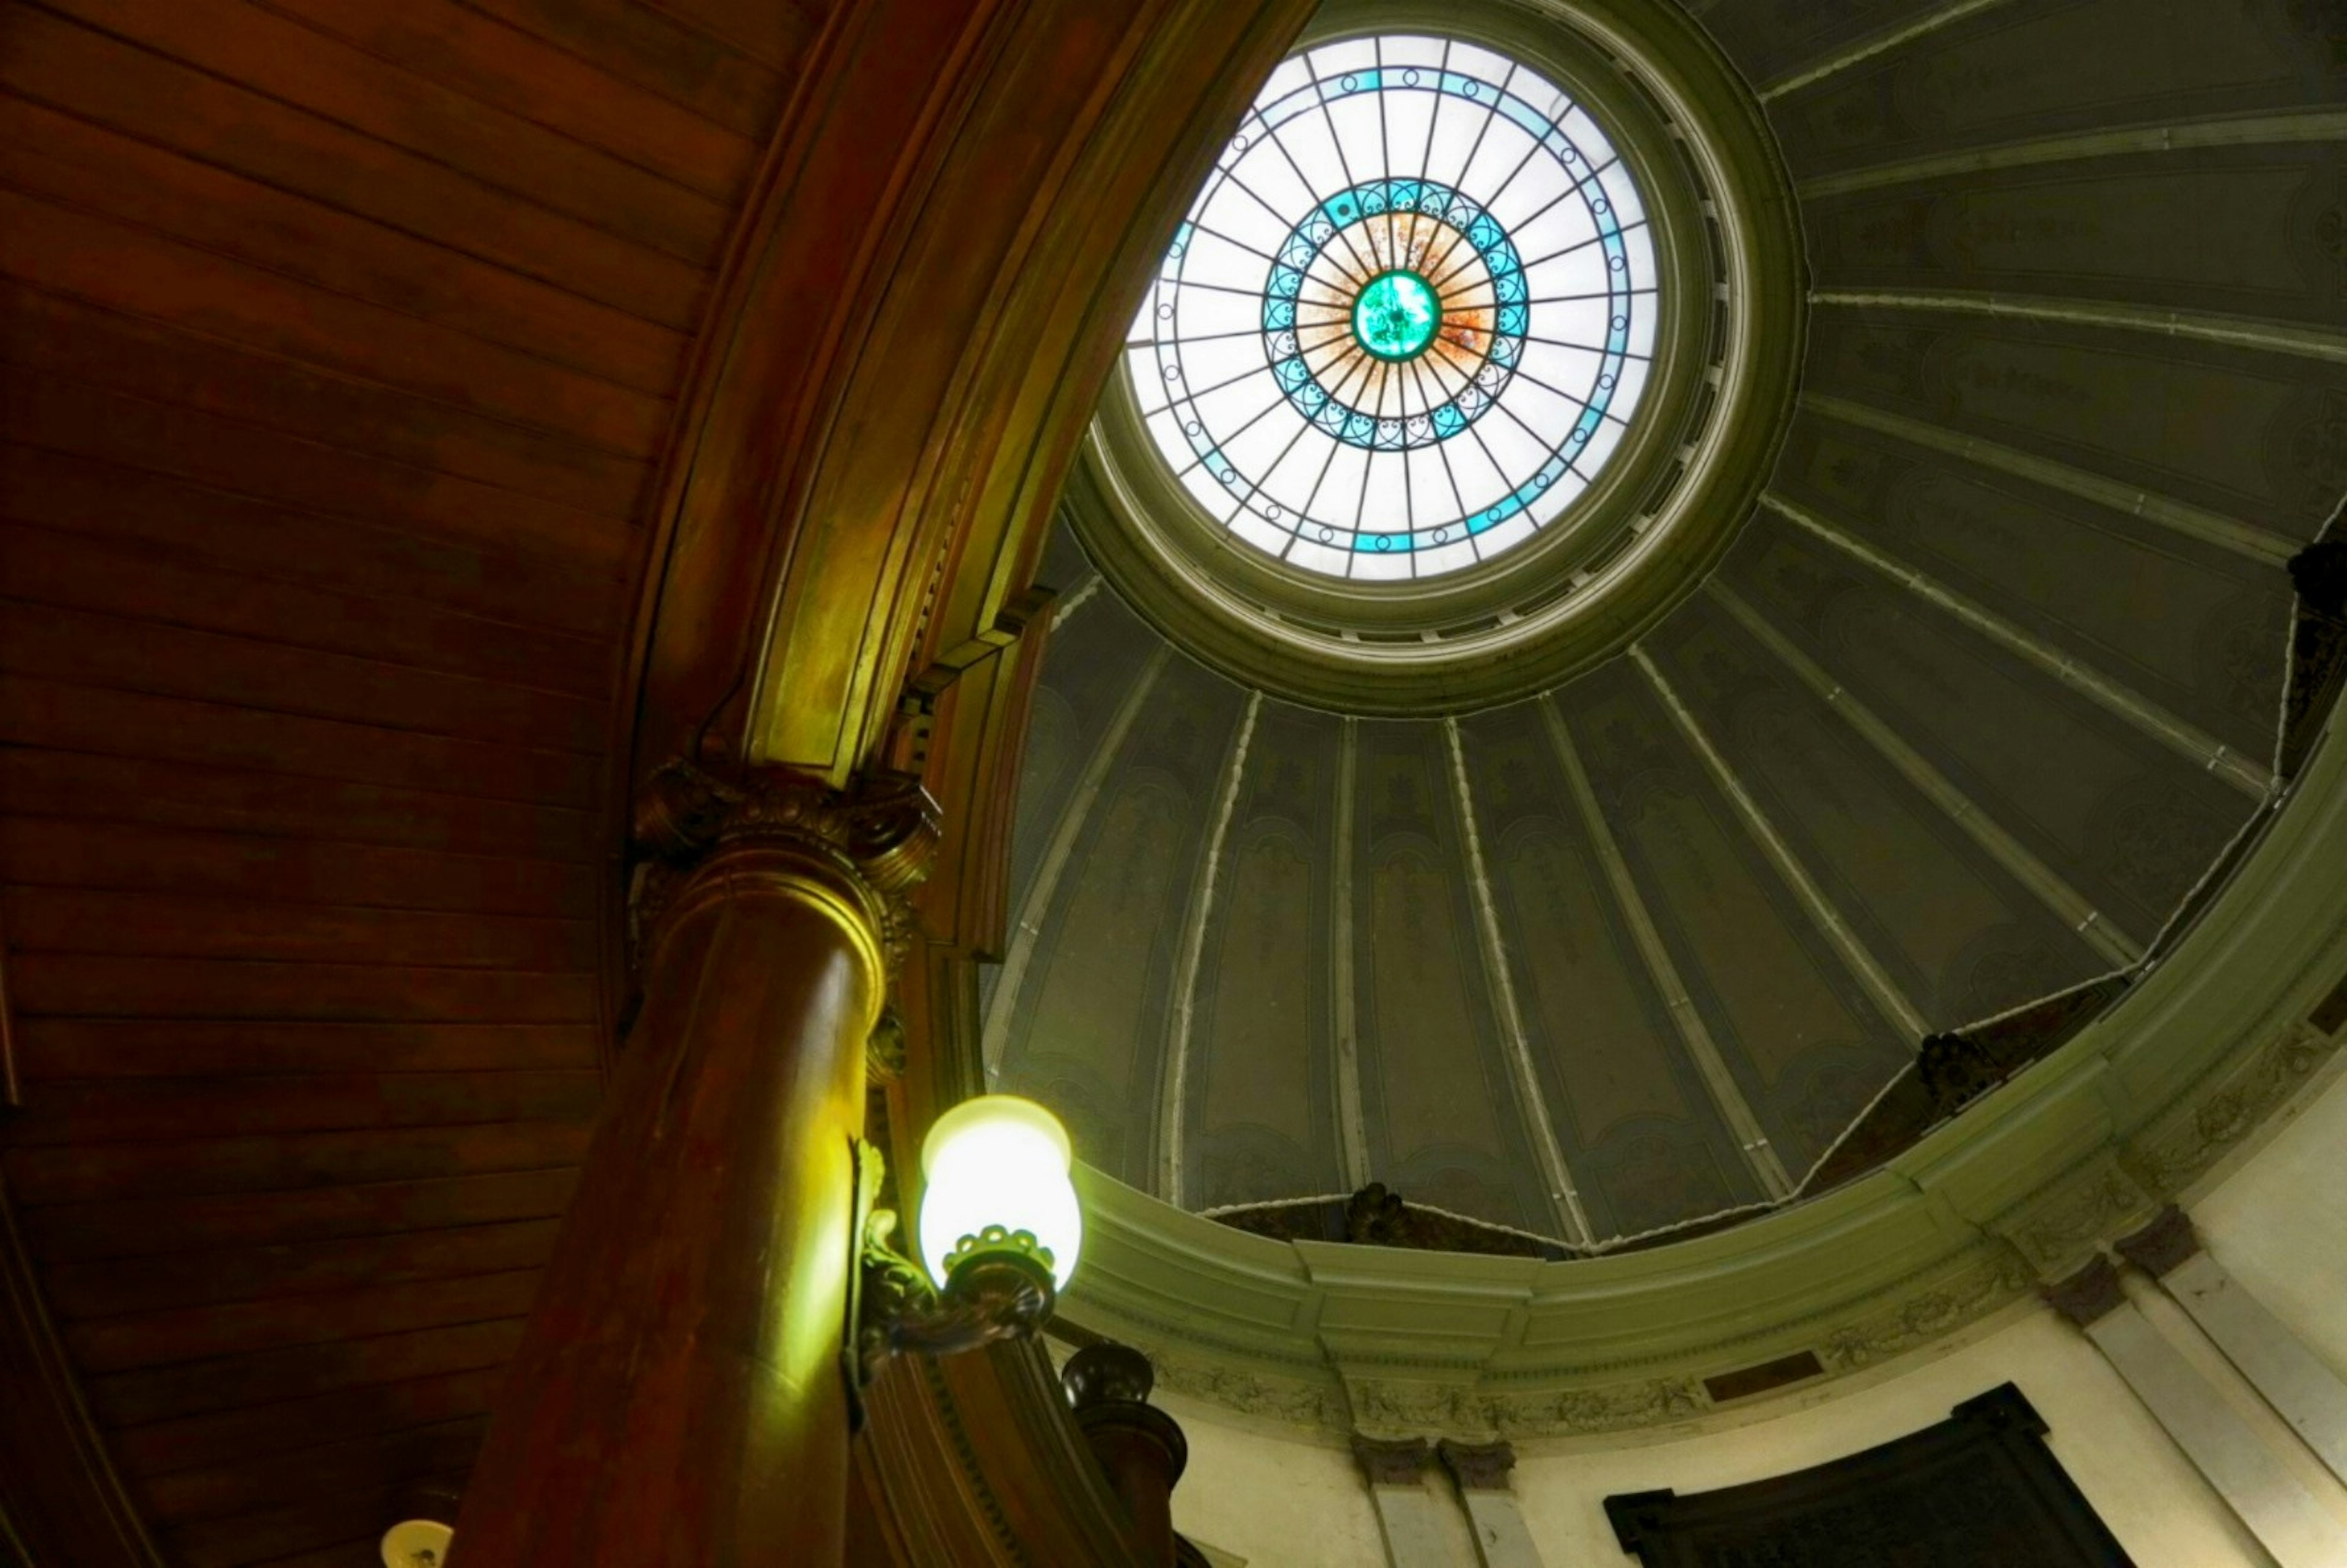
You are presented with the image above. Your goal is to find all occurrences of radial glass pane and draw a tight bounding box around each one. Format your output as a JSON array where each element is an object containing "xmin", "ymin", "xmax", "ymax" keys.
[{"xmin": 1125, "ymin": 33, "xmax": 1661, "ymax": 580}]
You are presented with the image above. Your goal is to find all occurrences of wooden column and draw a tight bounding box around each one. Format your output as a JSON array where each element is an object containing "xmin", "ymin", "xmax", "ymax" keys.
[
  {"xmin": 454, "ymin": 766, "xmax": 936, "ymax": 1567},
  {"xmin": 1062, "ymin": 1343, "xmax": 1189, "ymax": 1567}
]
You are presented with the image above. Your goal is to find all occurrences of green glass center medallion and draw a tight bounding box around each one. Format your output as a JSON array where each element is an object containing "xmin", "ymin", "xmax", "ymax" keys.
[{"xmin": 1351, "ymin": 270, "xmax": 1440, "ymax": 361}]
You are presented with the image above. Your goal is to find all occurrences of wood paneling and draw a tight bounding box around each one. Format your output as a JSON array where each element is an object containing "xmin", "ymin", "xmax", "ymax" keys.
[{"xmin": 0, "ymin": 0, "xmax": 825, "ymax": 1556}]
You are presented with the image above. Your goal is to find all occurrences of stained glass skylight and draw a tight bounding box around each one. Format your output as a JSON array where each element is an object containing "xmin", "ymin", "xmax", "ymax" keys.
[{"xmin": 1126, "ymin": 35, "xmax": 1660, "ymax": 581}]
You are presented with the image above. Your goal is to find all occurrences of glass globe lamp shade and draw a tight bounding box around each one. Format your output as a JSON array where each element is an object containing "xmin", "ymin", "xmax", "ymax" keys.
[{"xmin": 917, "ymin": 1094, "xmax": 1082, "ymax": 1292}]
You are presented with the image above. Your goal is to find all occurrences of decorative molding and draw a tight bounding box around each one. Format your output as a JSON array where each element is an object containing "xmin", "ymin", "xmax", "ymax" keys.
[
  {"xmin": 1436, "ymin": 1438, "xmax": 1516, "ymax": 1493},
  {"xmin": 1497, "ymin": 1379, "xmax": 1708, "ymax": 1438},
  {"xmin": 2128, "ymin": 1020, "xmax": 2335, "ymax": 1194},
  {"xmin": 1153, "ymin": 1354, "xmax": 1349, "ymax": 1434},
  {"xmin": 1351, "ymin": 1381, "xmax": 1496, "ymax": 1441},
  {"xmin": 1819, "ymin": 1248, "xmax": 2033, "ymax": 1372},
  {"xmin": 2112, "ymin": 1206, "xmax": 2201, "ymax": 1281},
  {"xmin": 2041, "ymin": 1258, "xmax": 2126, "ymax": 1329},
  {"xmin": 1999, "ymin": 1160, "xmax": 2156, "ymax": 1277}
]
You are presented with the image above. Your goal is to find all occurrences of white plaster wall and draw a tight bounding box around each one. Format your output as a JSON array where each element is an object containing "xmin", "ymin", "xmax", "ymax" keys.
[
  {"xmin": 2193, "ymin": 1065, "xmax": 2347, "ymax": 1379},
  {"xmin": 1162, "ymin": 1068, "xmax": 2347, "ymax": 1567},
  {"xmin": 1510, "ymin": 1309, "xmax": 2270, "ymax": 1567},
  {"xmin": 1158, "ymin": 1386, "xmax": 1389, "ymax": 1568}
]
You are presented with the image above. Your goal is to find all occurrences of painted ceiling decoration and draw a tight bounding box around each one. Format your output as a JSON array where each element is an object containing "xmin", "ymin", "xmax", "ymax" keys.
[{"xmin": 986, "ymin": 0, "xmax": 2347, "ymax": 1266}]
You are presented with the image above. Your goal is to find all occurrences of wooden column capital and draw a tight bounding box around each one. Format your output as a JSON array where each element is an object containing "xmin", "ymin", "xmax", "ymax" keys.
[{"xmin": 629, "ymin": 762, "xmax": 940, "ymax": 1071}]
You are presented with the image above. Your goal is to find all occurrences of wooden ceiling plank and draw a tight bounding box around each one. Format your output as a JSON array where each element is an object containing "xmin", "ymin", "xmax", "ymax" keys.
[
  {"xmin": 63, "ymin": 1269, "xmax": 545, "ymax": 1374},
  {"xmin": 87, "ymin": 1317, "xmax": 526, "ymax": 1426},
  {"xmin": 42, "ymin": 1219, "xmax": 564, "ymax": 1321},
  {"xmin": 241, "ymin": 1538, "xmax": 384, "ymax": 1568},
  {"xmin": 0, "ymin": 103, "xmax": 690, "ymax": 400},
  {"xmin": 0, "ymin": 447, "xmax": 632, "ymax": 640},
  {"xmin": 0, "ymin": 749, "xmax": 606, "ymax": 864},
  {"xmin": 12, "ymin": 1021, "xmax": 599, "ymax": 1085},
  {"xmin": 0, "ymin": 523, "xmax": 614, "ymax": 700},
  {"xmin": 0, "ymin": 11, "xmax": 708, "ymax": 324},
  {"xmin": 25, "ymin": 1169, "xmax": 582, "ymax": 1262},
  {"xmin": 2, "ymin": 955, "xmax": 600, "ymax": 1032},
  {"xmin": 139, "ymin": 1415, "xmax": 485, "ymax": 1527},
  {"xmin": 0, "ymin": 601, "xmax": 608, "ymax": 755},
  {"xmin": 257, "ymin": 0, "xmax": 758, "ymax": 201},
  {"xmin": 6, "ymin": 1124, "xmax": 593, "ymax": 1208},
  {"xmin": 0, "ymin": 677, "xmax": 605, "ymax": 810},
  {"xmin": 629, "ymin": 0, "xmax": 823, "ymax": 75},
  {"xmin": 0, "ymin": 281, "xmax": 665, "ymax": 512},
  {"xmin": 455, "ymin": 0, "xmax": 792, "ymax": 137},
  {"xmin": 0, "ymin": 192, "xmax": 674, "ymax": 458},
  {"xmin": 109, "ymin": 1365, "xmax": 505, "ymax": 1478},
  {"xmin": 2, "ymin": 378, "xmax": 640, "ymax": 571},
  {"xmin": 0, "ymin": 822, "xmax": 599, "ymax": 920},
  {"xmin": 39, "ymin": 0, "xmax": 733, "ymax": 262},
  {"xmin": 0, "ymin": 889, "xmax": 597, "ymax": 972},
  {"xmin": 8, "ymin": 1072, "xmax": 603, "ymax": 1148}
]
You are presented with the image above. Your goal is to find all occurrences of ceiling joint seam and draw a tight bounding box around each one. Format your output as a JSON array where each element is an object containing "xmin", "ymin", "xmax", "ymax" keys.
[
  {"xmin": 1704, "ymin": 576, "xmax": 2143, "ymax": 968},
  {"xmin": 981, "ymin": 643, "xmax": 1173, "ymax": 1075},
  {"xmin": 1629, "ymin": 644, "xmax": 1930, "ymax": 1040},
  {"xmin": 1759, "ymin": 0, "xmax": 2019, "ymax": 103},
  {"xmin": 1758, "ymin": 491, "xmax": 2275, "ymax": 798},
  {"xmin": 1807, "ymin": 290, "xmax": 2347, "ymax": 368},
  {"xmin": 1157, "ymin": 691, "xmax": 1263, "ymax": 1206},
  {"xmin": 1443, "ymin": 717, "xmax": 1594, "ymax": 1245},
  {"xmin": 1798, "ymin": 109, "xmax": 2347, "ymax": 199},
  {"xmin": 1331, "ymin": 717, "xmax": 1373, "ymax": 1190},
  {"xmin": 1540, "ymin": 697, "xmax": 1794, "ymax": 1200},
  {"xmin": 1799, "ymin": 394, "xmax": 2297, "ymax": 566}
]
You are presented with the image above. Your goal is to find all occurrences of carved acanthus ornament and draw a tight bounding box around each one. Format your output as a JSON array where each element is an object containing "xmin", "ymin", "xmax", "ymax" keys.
[
  {"xmin": 2131, "ymin": 1019, "xmax": 2334, "ymax": 1192},
  {"xmin": 1436, "ymin": 1438, "xmax": 1516, "ymax": 1493},
  {"xmin": 2113, "ymin": 1205, "xmax": 2200, "ymax": 1280},
  {"xmin": 1819, "ymin": 1248, "xmax": 2033, "ymax": 1372},
  {"xmin": 628, "ymin": 760, "xmax": 941, "ymax": 1076},
  {"xmin": 1350, "ymin": 1434, "xmax": 1430, "ymax": 1488}
]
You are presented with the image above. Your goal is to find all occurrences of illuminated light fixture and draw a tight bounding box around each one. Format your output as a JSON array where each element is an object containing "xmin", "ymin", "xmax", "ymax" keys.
[
  {"xmin": 380, "ymin": 1520, "xmax": 453, "ymax": 1567},
  {"xmin": 852, "ymin": 1095, "xmax": 1082, "ymax": 1396},
  {"xmin": 918, "ymin": 1093, "xmax": 1082, "ymax": 1291}
]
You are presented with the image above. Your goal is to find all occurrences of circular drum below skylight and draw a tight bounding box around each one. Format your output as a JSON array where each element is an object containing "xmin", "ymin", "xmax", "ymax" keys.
[{"xmin": 1127, "ymin": 34, "xmax": 1659, "ymax": 582}]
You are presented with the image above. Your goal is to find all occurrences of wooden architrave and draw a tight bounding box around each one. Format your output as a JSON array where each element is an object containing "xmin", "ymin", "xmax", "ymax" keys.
[
  {"xmin": 604, "ymin": 0, "xmax": 1315, "ymax": 1557},
  {"xmin": 618, "ymin": 0, "xmax": 1313, "ymax": 813}
]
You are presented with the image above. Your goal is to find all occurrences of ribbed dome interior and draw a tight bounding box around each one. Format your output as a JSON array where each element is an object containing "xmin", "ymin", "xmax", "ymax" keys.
[{"xmin": 985, "ymin": 0, "xmax": 2340, "ymax": 1245}]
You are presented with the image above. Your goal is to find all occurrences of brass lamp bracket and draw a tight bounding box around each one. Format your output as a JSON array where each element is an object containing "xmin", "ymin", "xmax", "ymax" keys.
[{"xmin": 843, "ymin": 1139, "xmax": 1056, "ymax": 1429}]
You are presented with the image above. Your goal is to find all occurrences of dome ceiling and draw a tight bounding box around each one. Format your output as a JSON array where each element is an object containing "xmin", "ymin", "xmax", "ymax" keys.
[{"xmin": 986, "ymin": 0, "xmax": 2341, "ymax": 1249}]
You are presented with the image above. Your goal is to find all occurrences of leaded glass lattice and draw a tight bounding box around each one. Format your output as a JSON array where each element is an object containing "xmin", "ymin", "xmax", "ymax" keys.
[{"xmin": 1126, "ymin": 35, "xmax": 1659, "ymax": 581}]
